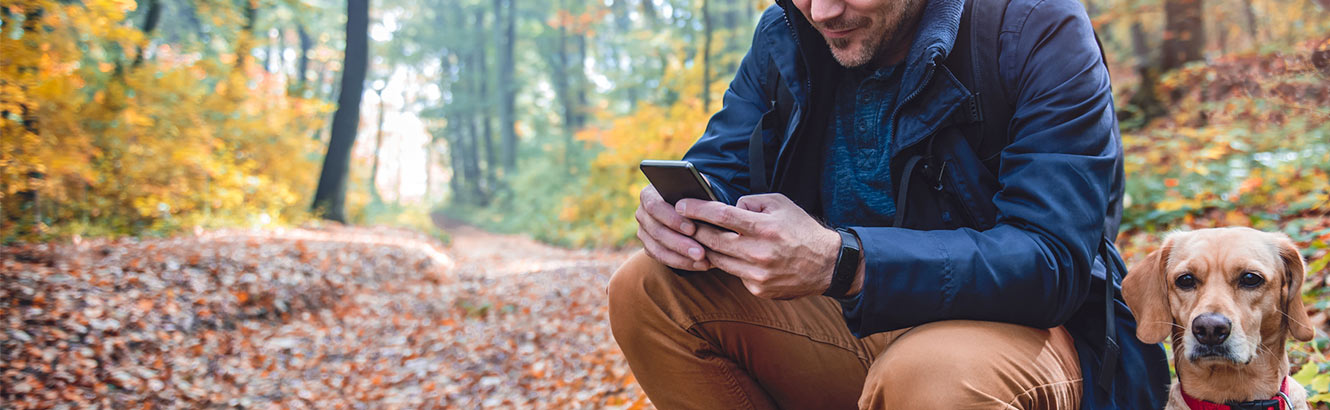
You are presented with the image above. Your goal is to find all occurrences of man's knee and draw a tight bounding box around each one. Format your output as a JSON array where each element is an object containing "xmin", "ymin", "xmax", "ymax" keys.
[
  {"xmin": 607, "ymin": 251, "xmax": 677, "ymax": 336},
  {"xmin": 859, "ymin": 321, "xmax": 1081, "ymax": 409}
]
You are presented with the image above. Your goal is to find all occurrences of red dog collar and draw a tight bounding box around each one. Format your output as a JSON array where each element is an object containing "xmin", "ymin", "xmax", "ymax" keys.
[{"xmin": 1180, "ymin": 378, "xmax": 1291, "ymax": 410}]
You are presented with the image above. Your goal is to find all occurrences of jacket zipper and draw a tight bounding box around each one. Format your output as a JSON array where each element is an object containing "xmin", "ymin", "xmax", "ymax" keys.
[{"xmin": 888, "ymin": 51, "xmax": 941, "ymax": 155}]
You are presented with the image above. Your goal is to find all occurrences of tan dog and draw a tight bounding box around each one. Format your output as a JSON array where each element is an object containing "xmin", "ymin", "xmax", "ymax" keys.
[{"xmin": 1123, "ymin": 227, "xmax": 1315, "ymax": 410}]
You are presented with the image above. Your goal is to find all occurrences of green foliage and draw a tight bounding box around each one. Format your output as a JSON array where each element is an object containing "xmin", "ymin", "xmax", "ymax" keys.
[{"xmin": 440, "ymin": 144, "xmax": 597, "ymax": 248}]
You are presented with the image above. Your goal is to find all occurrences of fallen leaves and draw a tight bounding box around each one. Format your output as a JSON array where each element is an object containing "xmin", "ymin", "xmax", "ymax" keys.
[{"xmin": 1, "ymin": 225, "xmax": 648, "ymax": 408}]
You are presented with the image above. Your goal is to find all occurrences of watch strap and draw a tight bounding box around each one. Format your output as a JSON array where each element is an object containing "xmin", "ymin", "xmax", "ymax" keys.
[{"xmin": 823, "ymin": 228, "xmax": 861, "ymax": 298}]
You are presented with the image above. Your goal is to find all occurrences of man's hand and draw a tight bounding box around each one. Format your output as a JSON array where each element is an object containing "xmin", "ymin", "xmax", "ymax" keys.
[
  {"xmin": 635, "ymin": 185, "xmax": 714, "ymax": 271},
  {"xmin": 676, "ymin": 194, "xmax": 843, "ymax": 299}
]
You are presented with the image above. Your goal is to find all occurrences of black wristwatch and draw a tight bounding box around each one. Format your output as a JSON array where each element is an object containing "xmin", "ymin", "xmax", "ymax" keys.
[{"xmin": 822, "ymin": 228, "xmax": 862, "ymax": 298}]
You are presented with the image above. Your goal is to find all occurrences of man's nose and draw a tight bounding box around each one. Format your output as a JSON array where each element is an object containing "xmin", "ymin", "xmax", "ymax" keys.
[
  {"xmin": 808, "ymin": 0, "xmax": 846, "ymax": 24},
  {"xmin": 1191, "ymin": 313, "xmax": 1231, "ymax": 346}
]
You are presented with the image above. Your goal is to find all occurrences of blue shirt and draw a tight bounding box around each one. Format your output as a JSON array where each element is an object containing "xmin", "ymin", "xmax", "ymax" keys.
[{"xmin": 821, "ymin": 63, "xmax": 905, "ymax": 227}]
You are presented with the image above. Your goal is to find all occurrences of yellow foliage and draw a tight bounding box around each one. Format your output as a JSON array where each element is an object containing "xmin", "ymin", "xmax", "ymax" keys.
[{"xmin": 1, "ymin": 0, "xmax": 331, "ymax": 240}]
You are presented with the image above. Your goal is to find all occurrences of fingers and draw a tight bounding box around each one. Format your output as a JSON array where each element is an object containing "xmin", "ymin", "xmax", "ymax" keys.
[
  {"xmin": 638, "ymin": 228, "xmax": 710, "ymax": 271},
  {"xmin": 676, "ymin": 199, "xmax": 761, "ymax": 235},
  {"xmin": 735, "ymin": 193, "xmax": 791, "ymax": 213},
  {"xmin": 635, "ymin": 205, "xmax": 710, "ymax": 271},
  {"xmin": 691, "ymin": 223, "xmax": 744, "ymax": 258},
  {"xmin": 641, "ymin": 185, "xmax": 696, "ymax": 235}
]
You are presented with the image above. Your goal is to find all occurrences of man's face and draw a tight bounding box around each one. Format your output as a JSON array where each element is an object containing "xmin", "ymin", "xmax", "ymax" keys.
[{"xmin": 790, "ymin": 0, "xmax": 927, "ymax": 68}]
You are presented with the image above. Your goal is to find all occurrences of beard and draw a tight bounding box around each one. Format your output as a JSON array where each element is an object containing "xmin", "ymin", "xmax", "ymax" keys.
[{"xmin": 821, "ymin": 0, "xmax": 927, "ymax": 68}]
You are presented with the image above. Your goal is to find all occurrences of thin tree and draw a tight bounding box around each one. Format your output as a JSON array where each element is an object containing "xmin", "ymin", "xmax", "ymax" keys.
[
  {"xmin": 368, "ymin": 78, "xmax": 389, "ymax": 204},
  {"xmin": 311, "ymin": 0, "xmax": 370, "ymax": 222},
  {"xmin": 296, "ymin": 23, "xmax": 313, "ymax": 93},
  {"xmin": 1162, "ymin": 0, "xmax": 1204, "ymax": 71},
  {"xmin": 496, "ymin": 0, "xmax": 517, "ymax": 171},
  {"xmin": 701, "ymin": 0, "xmax": 712, "ymax": 112}
]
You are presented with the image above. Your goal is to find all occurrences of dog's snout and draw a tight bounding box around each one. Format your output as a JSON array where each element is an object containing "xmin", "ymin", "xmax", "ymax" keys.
[{"xmin": 1191, "ymin": 313, "xmax": 1231, "ymax": 346}]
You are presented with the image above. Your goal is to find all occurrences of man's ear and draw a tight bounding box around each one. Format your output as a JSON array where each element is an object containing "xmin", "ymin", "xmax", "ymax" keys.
[
  {"xmin": 1273, "ymin": 233, "xmax": 1315, "ymax": 342},
  {"xmin": 1123, "ymin": 238, "xmax": 1175, "ymax": 344}
]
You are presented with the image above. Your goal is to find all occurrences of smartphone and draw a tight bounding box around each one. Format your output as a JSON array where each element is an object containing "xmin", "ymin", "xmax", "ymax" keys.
[{"xmin": 639, "ymin": 160, "xmax": 718, "ymax": 205}]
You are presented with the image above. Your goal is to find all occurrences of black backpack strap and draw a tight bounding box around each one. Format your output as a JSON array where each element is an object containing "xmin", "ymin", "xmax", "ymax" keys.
[
  {"xmin": 749, "ymin": 57, "xmax": 796, "ymax": 194},
  {"xmin": 1098, "ymin": 238, "xmax": 1124, "ymax": 393},
  {"xmin": 968, "ymin": 0, "xmax": 1015, "ymax": 162},
  {"xmin": 961, "ymin": 0, "xmax": 1120, "ymax": 393}
]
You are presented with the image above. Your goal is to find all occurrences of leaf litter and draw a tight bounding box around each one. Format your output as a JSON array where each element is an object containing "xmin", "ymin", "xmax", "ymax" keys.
[{"xmin": 1, "ymin": 225, "xmax": 650, "ymax": 409}]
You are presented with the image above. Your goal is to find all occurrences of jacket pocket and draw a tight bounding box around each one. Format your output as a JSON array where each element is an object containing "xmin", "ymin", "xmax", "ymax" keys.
[{"xmin": 933, "ymin": 128, "xmax": 1000, "ymax": 231}]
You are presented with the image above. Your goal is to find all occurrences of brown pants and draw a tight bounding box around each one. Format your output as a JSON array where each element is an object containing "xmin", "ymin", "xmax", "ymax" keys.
[{"xmin": 607, "ymin": 251, "xmax": 1083, "ymax": 409}]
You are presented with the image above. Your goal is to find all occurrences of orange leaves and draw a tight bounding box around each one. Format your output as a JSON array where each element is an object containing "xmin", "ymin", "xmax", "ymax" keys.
[{"xmin": 4, "ymin": 225, "xmax": 650, "ymax": 408}]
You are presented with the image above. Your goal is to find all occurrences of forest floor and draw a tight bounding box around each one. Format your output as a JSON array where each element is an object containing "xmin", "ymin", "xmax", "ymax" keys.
[
  {"xmin": 3, "ymin": 218, "xmax": 1325, "ymax": 408},
  {"xmin": 0, "ymin": 222, "xmax": 649, "ymax": 409}
]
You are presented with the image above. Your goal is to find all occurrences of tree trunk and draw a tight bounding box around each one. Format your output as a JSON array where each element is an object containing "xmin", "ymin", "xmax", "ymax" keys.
[
  {"xmin": 574, "ymin": 33, "xmax": 588, "ymax": 130},
  {"xmin": 369, "ymin": 85, "xmax": 387, "ymax": 204},
  {"xmin": 297, "ymin": 24, "xmax": 312, "ymax": 91},
  {"xmin": 237, "ymin": 0, "xmax": 258, "ymax": 70},
  {"xmin": 497, "ymin": 0, "xmax": 517, "ymax": 171},
  {"xmin": 1242, "ymin": 0, "xmax": 1259, "ymax": 41},
  {"xmin": 1162, "ymin": 0, "xmax": 1204, "ymax": 71},
  {"xmin": 1127, "ymin": 18, "xmax": 1165, "ymax": 124},
  {"xmin": 701, "ymin": 0, "xmax": 712, "ymax": 112},
  {"xmin": 553, "ymin": 4, "xmax": 574, "ymax": 166},
  {"xmin": 132, "ymin": 0, "xmax": 162, "ymax": 68},
  {"xmin": 641, "ymin": 0, "xmax": 657, "ymax": 22},
  {"xmin": 464, "ymin": 116, "xmax": 486, "ymax": 204},
  {"xmin": 475, "ymin": 8, "xmax": 497, "ymax": 192},
  {"xmin": 311, "ymin": 0, "xmax": 370, "ymax": 222},
  {"xmin": 443, "ymin": 132, "xmax": 464, "ymax": 203}
]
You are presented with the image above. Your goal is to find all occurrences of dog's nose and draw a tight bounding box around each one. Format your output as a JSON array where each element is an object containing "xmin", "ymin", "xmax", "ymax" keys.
[{"xmin": 1192, "ymin": 313, "xmax": 1231, "ymax": 345}]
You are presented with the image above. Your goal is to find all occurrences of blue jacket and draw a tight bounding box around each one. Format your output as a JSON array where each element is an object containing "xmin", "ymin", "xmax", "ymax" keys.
[{"xmin": 681, "ymin": 0, "xmax": 1171, "ymax": 408}]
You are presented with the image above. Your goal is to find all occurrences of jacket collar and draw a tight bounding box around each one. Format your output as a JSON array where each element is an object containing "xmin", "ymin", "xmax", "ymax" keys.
[
  {"xmin": 1180, "ymin": 378, "xmax": 1292, "ymax": 410},
  {"xmin": 898, "ymin": 0, "xmax": 965, "ymax": 93}
]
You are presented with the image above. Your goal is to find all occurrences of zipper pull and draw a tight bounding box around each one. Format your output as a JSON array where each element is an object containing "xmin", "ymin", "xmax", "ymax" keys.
[{"xmin": 932, "ymin": 162, "xmax": 948, "ymax": 191}]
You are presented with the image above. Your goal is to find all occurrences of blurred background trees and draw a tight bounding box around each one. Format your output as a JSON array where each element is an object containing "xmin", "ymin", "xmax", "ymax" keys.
[{"xmin": 2, "ymin": 0, "xmax": 1328, "ymax": 249}]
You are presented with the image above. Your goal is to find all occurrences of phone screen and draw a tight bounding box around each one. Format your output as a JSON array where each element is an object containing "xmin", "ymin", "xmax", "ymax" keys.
[{"xmin": 639, "ymin": 160, "xmax": 718, "ymax": 205}]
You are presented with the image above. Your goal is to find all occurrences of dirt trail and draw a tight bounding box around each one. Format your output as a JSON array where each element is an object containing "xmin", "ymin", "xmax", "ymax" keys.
[
  {"xmin": 0, "ymin": 225, "xmax": 648, "ymax": 409},
  {"xmin": 443, "ymin": 223, "xmax": 632, "ymax": 278}
]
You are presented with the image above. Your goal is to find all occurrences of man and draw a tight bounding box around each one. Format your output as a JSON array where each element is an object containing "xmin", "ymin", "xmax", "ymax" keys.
[{"xmin": 608, "ymin": 0, "xmax": 1171, "ymax": 408}]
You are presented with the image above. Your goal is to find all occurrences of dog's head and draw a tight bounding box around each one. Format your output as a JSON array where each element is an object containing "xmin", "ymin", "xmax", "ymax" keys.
[{"xmin": 1122, "ymin": 227, "xmax": 1314, "ymax": 366}]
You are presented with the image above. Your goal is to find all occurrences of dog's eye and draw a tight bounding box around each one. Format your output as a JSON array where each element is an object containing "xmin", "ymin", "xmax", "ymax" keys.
[
  {"xmin": 1174, "ymin": 273, "xmax": 1197, "ymax": 290},
  {"xmin": 1238, "ymin": 272, "xmax": 1264, "ymax": 288}
]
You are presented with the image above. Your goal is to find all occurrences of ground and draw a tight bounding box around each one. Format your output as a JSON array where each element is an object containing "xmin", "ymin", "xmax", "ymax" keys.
[
  {"xmin": 0, "ymin": 223, "xmax": 649, "ymax": 409},
  {"xmin": 4, "ymin": 221, "xmax": 1325, "ymax": 408}
]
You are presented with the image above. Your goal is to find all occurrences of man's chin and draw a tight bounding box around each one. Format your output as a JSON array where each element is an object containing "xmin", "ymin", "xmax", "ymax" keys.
[{"xmin": 829, "ymin": 47, "xmax": 872, "ymax": 68}]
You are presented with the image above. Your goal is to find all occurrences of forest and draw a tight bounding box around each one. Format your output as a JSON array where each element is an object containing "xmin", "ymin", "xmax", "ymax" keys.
[{"xmin": 2, "ymin": 0, "xmax": 1329, "ymax": 407}]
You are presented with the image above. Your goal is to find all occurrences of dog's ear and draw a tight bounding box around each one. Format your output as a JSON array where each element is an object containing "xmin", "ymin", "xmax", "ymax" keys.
[
  {"xmin": 1273, "ymin": 234, "xmax": 1315, "ymax": 342},
  {"xmin": 1123, "ymin": 237, "xmax": 1175, "ymax": 344}
]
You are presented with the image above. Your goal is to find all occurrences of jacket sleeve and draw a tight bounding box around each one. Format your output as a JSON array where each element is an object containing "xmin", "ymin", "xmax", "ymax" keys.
[
  {"xmin": 681, "ymin": 7, "xmax": 784, "ymax": 205},
  {"xmin": 841, "ymin": 0, "xmax": 1118, "ymax": 335}
]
